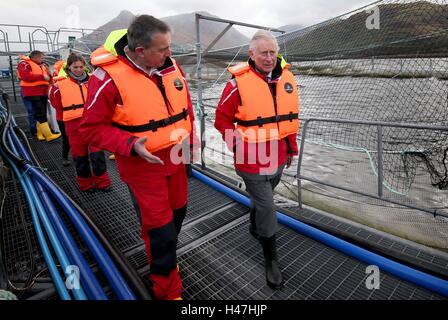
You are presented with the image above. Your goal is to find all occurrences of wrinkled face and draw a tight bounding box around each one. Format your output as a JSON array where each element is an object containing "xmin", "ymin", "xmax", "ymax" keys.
[
  {"xmin": 69, "ymin": 61, "xmax": 85, "ymax": 77},
  {"xmin": 249, "ymin": 38, "xmax": 278, "ymax": 74},
  {"xmin": 31, "ymin": 54, "xmax": 45, "ymax": 65},
  {"xmin": 136, "ymin": 32, "xmax": 172, "ymax": 69}
]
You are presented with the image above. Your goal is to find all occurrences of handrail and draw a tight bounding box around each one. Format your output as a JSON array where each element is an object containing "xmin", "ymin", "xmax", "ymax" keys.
[
  {"xmin": 0, "ymin": 30, "xmax": 8, "ymax": 52},
  {"xmin": 297, "ymin": 117, "xmax": 448, "ymax": 218},
  {"xmin": 0, "ymin": 24, "xmax": 105, "ymax": 55}
]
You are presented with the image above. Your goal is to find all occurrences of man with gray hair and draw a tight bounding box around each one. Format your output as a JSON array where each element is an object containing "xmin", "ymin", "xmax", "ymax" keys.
[
  {"xmin": 80, "ymin": 15, "xmax": 198, "ymax": 300},
  {"xmin": 215, "ymin": 30, "xmax": 300, "ymax": 289}
]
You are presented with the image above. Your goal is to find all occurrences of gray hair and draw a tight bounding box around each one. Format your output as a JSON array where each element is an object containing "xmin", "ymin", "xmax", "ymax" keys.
[
  {"xmin": 127, "ymin": 15, "xmax": 172, "ymax": 51},
  {"xmin": 249, "ymin": 30, "xmax": 279, "ymax": 52}
]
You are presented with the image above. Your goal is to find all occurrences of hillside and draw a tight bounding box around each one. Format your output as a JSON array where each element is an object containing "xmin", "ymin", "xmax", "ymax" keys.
[
  {"xmin": 82, "ymin": 10, "xmax": 249, "ymax": 52},
  {"xmin": 282, "ymin": 1, "xmax": 448, "ymax": 60}
]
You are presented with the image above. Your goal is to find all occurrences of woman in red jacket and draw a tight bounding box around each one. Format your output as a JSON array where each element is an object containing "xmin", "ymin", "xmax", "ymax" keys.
[{"xmin": 49, "ymin": 53, "xmax": 111, "ymax": 192}]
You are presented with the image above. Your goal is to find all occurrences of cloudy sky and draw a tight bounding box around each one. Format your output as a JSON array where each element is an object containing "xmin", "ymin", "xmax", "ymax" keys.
[{"xmin": 1, "ymin": 0, "xmax": 375, "ymax": 33}]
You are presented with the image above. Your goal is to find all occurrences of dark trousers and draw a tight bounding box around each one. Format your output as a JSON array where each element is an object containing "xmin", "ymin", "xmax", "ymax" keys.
[
  {"xmin": 237, "ymin": 165, "xmax": 285, "ymax": 238},
  {"xmin": 21, "ymin": 94, "xmax": 36, "ymax": 134},
  {"xmin": 28, "ymin": 96, "xmax": 48, "ymax": 123}
]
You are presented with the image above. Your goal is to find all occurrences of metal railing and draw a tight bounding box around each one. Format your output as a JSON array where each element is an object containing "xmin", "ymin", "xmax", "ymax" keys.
[
  {"xmin": 296, "ymin": 118, "xmax": 448, "ymax": 219},
  {"xmin": 197, "ymin": 112, "xmax": 448, "ymax": 218},
  {"xmin": 0, "ymin": 24, "xmax": 104, "ymax": 55},
  {"xmin": 0, "ymin": 24, "xmax": 105, "ymax": 101}
]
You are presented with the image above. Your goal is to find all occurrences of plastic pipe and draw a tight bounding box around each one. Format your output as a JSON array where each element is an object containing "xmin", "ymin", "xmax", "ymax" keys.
[
  {"xmin": 27, "ymin": 166, "xmax": 136, "ymax": 300},
  {"xmin": 9, "ymin": 129, "xmax": 103, "ymax": 300},
  {"xmin": 0, "ymin": 150, "xmax": 70, "ymax": 299},
  {"xmin": 12, "ymin": 125, "xmax": 151, "ymax": 300},
  {"xmin": 7, "ymin": 132, "xmax": 88, "ymax": 299}
]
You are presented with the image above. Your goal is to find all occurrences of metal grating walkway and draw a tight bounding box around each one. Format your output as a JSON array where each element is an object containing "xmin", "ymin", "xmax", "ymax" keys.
[
  {"xmin": 1, "ymin": 98, "xmax": 446, "ymax": 300},
  {"xmin": 179, "ymin": 218, "xmax": 442, "ymax": 300}
]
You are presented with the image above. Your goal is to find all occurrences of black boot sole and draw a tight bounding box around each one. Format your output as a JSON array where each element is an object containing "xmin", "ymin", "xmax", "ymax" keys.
[{"xmin": 267, "ymin": 279, "xmax": 284, "ymax": 290}]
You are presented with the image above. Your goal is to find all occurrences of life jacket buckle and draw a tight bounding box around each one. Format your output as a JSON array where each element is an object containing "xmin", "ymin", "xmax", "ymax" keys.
[{"xmin": 161, "ymin": 118, "xmax": 173, "ymax": 126}]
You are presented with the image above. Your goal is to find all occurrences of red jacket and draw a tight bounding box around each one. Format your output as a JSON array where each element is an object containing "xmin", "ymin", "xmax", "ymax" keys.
[
  {"xmin": 214, "ymin": 63, "xmax": 298, "ymax": 174},
  {"xmin": 48, "ymin": 82, "xmax": 64, "ymax": 122},
  {"xmin": 17, "ymin": 60, "xmax": 49, "ymax": 97},
  {"xmin": 79, "ymin": 55, "xmax": 198, "ymax": 184}
]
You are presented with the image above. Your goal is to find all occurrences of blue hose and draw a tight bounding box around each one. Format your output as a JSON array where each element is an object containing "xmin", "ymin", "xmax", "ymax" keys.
[
  {"xmin": 26, "ymin": 166, "xmax": 136, "ymax": 300},
  {"xmin": 0, "ymin": 149, "xmax": 71, "ymax": 300},
  {"xmin": 5, "ymin": 118, "xmax": 134, "ymax": 299},
  {"xmin": 9, "ymin": 129, "xmax": 102, "ymax": 300},
  {"xmin": 6, "ymin": 132, "xmax": 87, "ymax": 299},
  {"xmin": 192, "ymin": 169, "xmax": 448, "ymax": 297}
]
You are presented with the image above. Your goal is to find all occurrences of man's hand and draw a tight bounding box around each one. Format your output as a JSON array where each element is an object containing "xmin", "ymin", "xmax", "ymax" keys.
[
  {"xmin": 132, "ymin": 136, "xmax": 164, "ymax": 165},
  {"xmin": 286, "ymin": 155, "xmax": 293, "ymax": 168},
  {"xmin": 43, "ymin": 74, "xmax": 51, "ymax": 81}
]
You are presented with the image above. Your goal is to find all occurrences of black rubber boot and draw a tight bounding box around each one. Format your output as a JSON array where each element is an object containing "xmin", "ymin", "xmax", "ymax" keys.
[
  {"xmin": 249, "ymin": 207, "xmax": 260, "ymax": 240},
  {"xmin": 259, "ymin": 235, "xmax": 284, "ymax": 289}
]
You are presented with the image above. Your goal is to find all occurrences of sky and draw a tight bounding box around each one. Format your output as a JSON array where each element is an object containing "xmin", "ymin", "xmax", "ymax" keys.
[{"xmin": 1, "ymin": 0, "xmax": 376, "ymax": 35}]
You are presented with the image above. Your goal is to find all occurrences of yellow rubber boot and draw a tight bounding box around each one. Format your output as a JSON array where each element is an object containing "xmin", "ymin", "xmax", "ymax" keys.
[
  {"xmin": 39, "ymin": 122, "xmax": 61, "ymax": 142},
  {"xmin": 36, "ymin": 123, "xmax": 45, "ymax": 141}
]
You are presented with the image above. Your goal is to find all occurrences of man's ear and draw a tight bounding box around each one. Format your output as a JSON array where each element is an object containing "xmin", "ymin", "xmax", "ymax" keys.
[
  {"xmin": 248, "ymin": 49, "xmax": 255, "ymax": 60},
  {"xmin": 135, "ymin": 47, "xmax": 145, "ymax": 58}
]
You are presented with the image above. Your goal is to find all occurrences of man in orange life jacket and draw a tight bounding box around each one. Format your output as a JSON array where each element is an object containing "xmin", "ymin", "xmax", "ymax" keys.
[
  {"xmin": 79, "ymin": 15, "xmax": 198, "ymax": 300},
  {"xmin": 215, "ymin": 30, "xmax": 300, "ymax": 289},
  {"xmin": 17, "ymin": 50, "xmax": 60, "ymax": 142},
  {"xmin": 49, "ymin": 53, "xmax": 111, "ymax": 192}
]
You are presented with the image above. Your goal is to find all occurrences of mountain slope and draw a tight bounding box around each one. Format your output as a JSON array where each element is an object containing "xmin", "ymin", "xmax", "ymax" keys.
[{"xmin": 83, "ymin": 10, "xmax": 249, "ymax": 51}]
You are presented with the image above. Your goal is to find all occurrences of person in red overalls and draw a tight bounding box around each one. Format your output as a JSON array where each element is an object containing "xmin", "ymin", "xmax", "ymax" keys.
[
  {"xmin": 79, "ymin": 16, "xmax": 198, "ymax": 300},
  {"xmin": 49, "ymin": 53, "xmax": 111, "ymax": 192}
]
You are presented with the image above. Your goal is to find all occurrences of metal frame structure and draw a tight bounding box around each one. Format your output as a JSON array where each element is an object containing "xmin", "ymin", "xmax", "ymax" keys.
[
  {"xmin": 0, "ymin": 24, "xmax": 104, "ymax": 101},
  {"xmin": 0, "ymin": 24, "xmax": 104, "ymax": 54}
]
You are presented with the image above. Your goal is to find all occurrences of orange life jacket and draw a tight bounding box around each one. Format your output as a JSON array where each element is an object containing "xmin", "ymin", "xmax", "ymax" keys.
[
  {"xmin": 90, "ymin": 45, "xmax": 117, "ymax": 66},
  {"xmin": 95, "ymin": 55, "xmax": 191, "ymax": 153},
  {"xmin": 18, "ymin": 55, "xmax": 50, "ymax": 87},
  {"xmin": 57, "ymin": 77, "xmax": 88, "ymax": 121},
  {"xmin": 228, "ymin": 63, "xmax": 299, "ymax": 143},
  {"xmin": 53, "ymin": 60, "xmax": 65, "ymax": 77}
]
